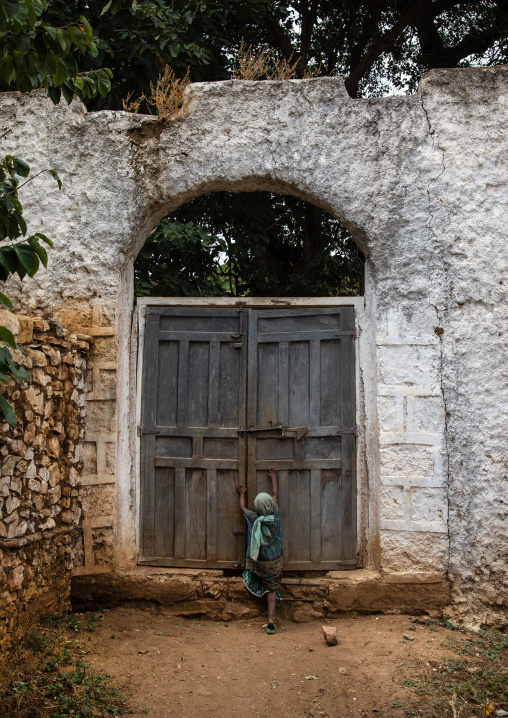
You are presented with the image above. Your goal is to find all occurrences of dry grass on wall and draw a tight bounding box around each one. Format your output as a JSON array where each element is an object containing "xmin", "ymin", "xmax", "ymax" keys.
[{"xmin": 122, "ymin": 66, "xmax": 191, "ymax": 121}]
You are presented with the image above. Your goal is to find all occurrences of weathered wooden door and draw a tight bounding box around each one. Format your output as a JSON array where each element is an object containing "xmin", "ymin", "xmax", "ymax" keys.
[{"xmin": 139, "ymin": 305, "xmax": 356, "ymax": 569}]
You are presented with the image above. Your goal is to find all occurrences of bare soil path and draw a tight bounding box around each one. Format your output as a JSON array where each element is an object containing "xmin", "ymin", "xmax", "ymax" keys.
[{"xmin": 75, "ymin": 607, "xmax": 497, "ymax": 718}]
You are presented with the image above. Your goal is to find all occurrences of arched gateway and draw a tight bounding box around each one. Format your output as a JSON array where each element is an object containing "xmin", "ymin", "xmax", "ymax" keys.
[{"xmin": 1, "ymin": 67, "xmax": 507, "ymax": 627}]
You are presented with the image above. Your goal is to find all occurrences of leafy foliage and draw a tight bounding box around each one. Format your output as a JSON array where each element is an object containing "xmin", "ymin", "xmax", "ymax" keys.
[
  {"xmin": 0, "ymin": 0, "xmax": 112, "ymax": 104},
  {"xmin": 135, "ymin": 192, "xmax": 364, "ymax": 298},
  {"xmin": 0, "ymin": 617, "xmax": 129, "ymax": 717},
  {"xmin": 40, "ymin": 1, "xmax": 508, "ymax": 110},
  {"xmin": 0, "ymin": 154, "xmax": 60, "ymax": 425}
]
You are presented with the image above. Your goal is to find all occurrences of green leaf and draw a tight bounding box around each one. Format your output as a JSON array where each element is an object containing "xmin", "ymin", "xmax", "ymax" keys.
[
  {"xmin": 100, "ymin": 0, "xmax": 112, "ymax": 16},
  {"xmin": 61, "ymin": 82, "xmax": 74, "ymax": 104},
  {"xmin": 13, "ymin": 157, "xmax": 30, "ymax": 178},
  {"xmin": 0, "ymin": 326, "xmax": 16, "ymax": 349},
  {"xmin": 25, "ymin": 0, "xmax": 36, "ymax": 29},
  {"xmin": 0, "ymin": 293, "xmax": 13, "ymax": 309},
  {"xmin": 27, "ymin": 236, "xmax": 47, "ymax": 267},
  {"xmin": 0, "ymin": 57, "xmax": 15, "ymax": 85},
  {"xmin": 68, "ymin": 25, "xmax": 87, "ymax": 52},
  {"xmin": 1, "ymin": 0, "xmax": 21, "ymax": 21},
  {"xmin": 47, "ymin": 169, "xmax": 61, "ymax": 190},
  {"xmin": 43, "ymin": 52, "xmax": 57, "ymax": 76},
  {"xmin": 13, "ymin": 0, "xmax": 27, "ymax": 24},
  {"xmin": 0, "ymin": 246, "xmax": 19, "ymax": 274},
  {"xmin": 34, "ymin": 232, "xmax": 53, "ymax": 247},
  {"xmin": 53, "ymin": 55, "xmax": 69, "ymax": 86},
  {"xmin": 46, "ymin": 83, "xmax": 60, "ymax": 104},
  {"xmin": 79, "ymin": 15, "xmax": 93, "ymax": 41},
  {"xmin": 43, "ymin": 23, "xmax": 57, "ymax": 41},
  {"xmin": 15, "ymin": 31, "xmax": 31, "ymax": 55},
  {"xmin": 97, "ymin": 70, "xmax": 111, "ymax": 96},
  {"xmin": 55, "ymin": 28, "xmax": 67, "ymax": 52},
  {"xmin": 0, "ymin": 395, "xmax": 17, "ymax": 427},
  {"xmin": 13, "ymin": 243, "xmax": 37, "ymax": 274},
  {"xmin": 32, "ymin": 0, "xmax": 43, "ymax": 15}
]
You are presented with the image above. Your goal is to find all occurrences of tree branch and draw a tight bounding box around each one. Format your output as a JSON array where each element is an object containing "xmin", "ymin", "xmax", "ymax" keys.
[
  {"xmin": 345, "ymin": 0, "xmax": 435, "ymax": 96},
  {"xmin": 265, "ymin": 16, "xmax": 295, "ymax": 60},
  {"xmin": 300, "ymin": 0, "xmax": 320, "ymax": 65}
]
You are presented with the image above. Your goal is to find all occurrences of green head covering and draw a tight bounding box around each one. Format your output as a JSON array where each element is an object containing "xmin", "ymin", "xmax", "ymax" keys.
[{"xmin": 249, "ymin": 493, "xmax": 275, "ymax": 561}]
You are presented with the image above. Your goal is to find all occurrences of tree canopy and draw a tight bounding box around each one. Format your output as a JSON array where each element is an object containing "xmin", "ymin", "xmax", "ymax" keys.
[
  {"xmin": 135, "ymin": 192, "xmax": 364, "ymax": 298},
  {"xmin": 41, "ymin": 0, "xmax": 508, "ymax": 106}
]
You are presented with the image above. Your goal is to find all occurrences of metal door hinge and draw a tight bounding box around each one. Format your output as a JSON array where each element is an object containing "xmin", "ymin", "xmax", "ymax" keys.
[
  {"xmin": 356, "ymin": 554, "xmax": 363, "ymax": 568},
  {"xmin": 354, "ymin": 425, "xmax": 360, "ymax": 437}
]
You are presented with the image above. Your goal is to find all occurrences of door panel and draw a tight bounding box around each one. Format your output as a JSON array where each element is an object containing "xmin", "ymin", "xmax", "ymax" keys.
[
  {"xmin": 140, "ymin": 305, "xmax": 356, "ymax": 570},
  {"xmin": 246, "ymin": 307, "xmax": 356, "ymax": 570},
  {"xmin": 139, "ymin": 307, "xmax": 246, "ymax": 567}
]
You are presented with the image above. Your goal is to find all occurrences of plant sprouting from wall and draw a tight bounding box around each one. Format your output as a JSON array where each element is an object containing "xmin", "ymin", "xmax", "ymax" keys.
[
  {"xmin": 123, "ymin": 65, "xmax": 191, "ymax": 121},
  {"xmin": 232, "ymin": 40, "xmax": 320, "ymax": 81}
]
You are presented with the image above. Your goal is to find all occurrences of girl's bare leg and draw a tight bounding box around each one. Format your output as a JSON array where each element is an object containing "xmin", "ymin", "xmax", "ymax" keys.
[{"xmin": 267, "ymin": 591, "xmax": 276, "ymax": 626}]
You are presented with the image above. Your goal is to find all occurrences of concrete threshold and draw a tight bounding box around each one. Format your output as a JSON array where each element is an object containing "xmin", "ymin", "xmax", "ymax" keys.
[{"xmin": 71, "ymin": 567, "xmax": 450, "ymax": 621}]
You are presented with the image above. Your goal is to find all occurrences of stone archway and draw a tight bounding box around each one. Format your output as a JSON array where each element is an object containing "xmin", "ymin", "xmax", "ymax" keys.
[{"xmin": 2, "ymin": 66, "xmax": 507, "ymax": 626}]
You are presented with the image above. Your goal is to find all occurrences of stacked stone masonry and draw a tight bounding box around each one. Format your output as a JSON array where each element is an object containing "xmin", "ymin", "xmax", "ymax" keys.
[
  {"xmin": 0, "ymin": 312, "xmax": 89, "ymax": 645},
  {"xmin": 1, "ymin": 66, "xmax": 507, "ymax": 629}
]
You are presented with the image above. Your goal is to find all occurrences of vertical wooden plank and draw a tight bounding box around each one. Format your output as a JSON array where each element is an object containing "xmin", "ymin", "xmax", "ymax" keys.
[
  {"xmin": 188, "ymin": 342, "xmax": 210, "ymax": 427},
  {"xmin": 321, "ymin": 469, "xmax": 342, "ymax": 560},
  {"xmin": 288, "ymin": 469, "xmax": 311, "ymax": 562},
  {"xmin": 154, "ymin": 468, "xmax": 175, "ymax": 557},
  {"xmin": 177, "ymin": 341, "xmax": 189, "ymax": 427},
  {"xmin": 206, "ymin": 468, "xmax": 217, "ymax": 561},
  {"xmin": 278, "ymin": 341, "xmax": 289, "ymax": 426},
  {"xmin": 257, "ymin": 343, "xmax": 279, "ymax": 426},
  {"xmin": 185, "ymin": 469, "xmax": 207, "ymax": 559},
  {"xmin": 174, "ymin": 467, "xmax": 186, "ymax": 559},
  {"xmin": 141, "ymin": 314, "xmax": 159, "ymax": 557},
  {"xmin": 192, "ymin": 436, "xmax": 203, "ymax": 458},
  {"xmin": 288, "ymin": 341, "xmax": 310, "ymax": 427},
  {"xmin": 246, "ymin": 310, "xmax": 258, "ymax": 501},
  {"xmin": 218, "ymin": 343, "xmax": 241, "ymax": 427},
  {"xmin": 341, "ymin": 435, "xmax": 357, "ymax": 560},
  {"xmin": 237, "ymin": 308, "xmax": 247, "ymax": 497},
  {"xmin": 156, "ymin": 341, "xmax": 179, "ymax": 426},
  {"xmin": 310, "ymin": 468, "xmax": 321, "ymax": 562},
  {"xmin": 309, "ymin": 339, "xmax": 320, "ymax": 427},
  {"xmin": 340, "ymin": 308, "xmax": 356, "ymax": 560},
  {"xmin": 320, "ymin": 339, "xmax": 341, "ymax": 426},
  {"xmin": 215, "ymin": 469, "xmax": 243, "ymax": 562},
  {"xmin": 208, "ymin": 341, "xmax": 220, "ymax": 426},
  {"xmin": 277, "ymin": 469, "xmax": 289, "ymax": 560}
]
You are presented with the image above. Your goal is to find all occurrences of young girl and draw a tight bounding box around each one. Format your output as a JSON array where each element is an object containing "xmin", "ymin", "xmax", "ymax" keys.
[{"xmin": 236, "ymin": 467, "xmax": 283, "ymax": 634}]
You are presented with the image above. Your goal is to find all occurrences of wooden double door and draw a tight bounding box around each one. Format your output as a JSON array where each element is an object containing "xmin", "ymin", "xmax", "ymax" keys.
[{"xmin": 139, "ymin": 305, "xmax": 357, "ymax": 570}]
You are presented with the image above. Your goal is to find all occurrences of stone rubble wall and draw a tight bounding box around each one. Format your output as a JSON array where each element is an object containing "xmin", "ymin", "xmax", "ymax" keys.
[{"xmin": 0, "ymin": 311, "xmax": 89, "ymax": 645}]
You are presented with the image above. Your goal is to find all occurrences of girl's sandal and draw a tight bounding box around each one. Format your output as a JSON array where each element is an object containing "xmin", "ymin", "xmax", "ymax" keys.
[{"xmin": 266, "ymin": 623, "xmax": 276, "ymax": 634}]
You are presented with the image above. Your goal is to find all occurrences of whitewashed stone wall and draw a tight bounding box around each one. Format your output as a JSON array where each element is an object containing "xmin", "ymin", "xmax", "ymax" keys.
[{"xmin": 1, "ymin": 66, "xmax": 506, "ymax": 627}]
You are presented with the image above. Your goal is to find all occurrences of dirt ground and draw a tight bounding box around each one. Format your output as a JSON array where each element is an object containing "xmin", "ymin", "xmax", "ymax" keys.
[{"xmin": 70, "ymin": 606, "xmax": 497, "ymax": 718}]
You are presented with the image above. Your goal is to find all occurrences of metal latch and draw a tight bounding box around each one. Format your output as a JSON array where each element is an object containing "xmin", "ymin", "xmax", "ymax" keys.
[
  {"xmin": 236, "ymin": 424, "xmax": 308, "ymax": 440},
  {"xmin": 237, "ymin": 424, "xmax": 285, "ymax": 435}
]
